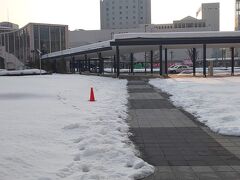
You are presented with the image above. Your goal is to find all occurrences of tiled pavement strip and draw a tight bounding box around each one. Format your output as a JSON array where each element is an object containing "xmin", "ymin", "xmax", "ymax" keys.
[{"xmin": 127, "ymin": 79, "xmax": 240, "ymax": 180}]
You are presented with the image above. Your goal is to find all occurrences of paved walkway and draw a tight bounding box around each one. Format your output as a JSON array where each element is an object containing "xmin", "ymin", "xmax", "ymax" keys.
[{"xmin": 127, "ymin": 79, "xmax": 240, "ymax": 180}]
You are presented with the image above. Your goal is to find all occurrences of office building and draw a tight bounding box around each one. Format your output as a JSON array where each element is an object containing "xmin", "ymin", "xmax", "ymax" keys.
[
  {"xmin": 147, "ymin": 2, "xmax": 219, "ymax": 32},
  {"xmin": 100, "ymin": 0, "xmax": 151, "ymax": 29},
  {"xmin": 0, "ymin": 23, "xmax": 68, "ymax": 70},
  {"xmin": 0, "ymin": 22, "xmax": 19, "ymax": 33},
  {"xmin": 236, "ymin": 0, "xmax": 240, "ymax": 30}
]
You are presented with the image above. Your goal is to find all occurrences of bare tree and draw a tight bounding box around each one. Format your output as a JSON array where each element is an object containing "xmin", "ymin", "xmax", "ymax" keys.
[{"xmin": 186, "ymin": 48, "xmax": 199, "ymax": 63}]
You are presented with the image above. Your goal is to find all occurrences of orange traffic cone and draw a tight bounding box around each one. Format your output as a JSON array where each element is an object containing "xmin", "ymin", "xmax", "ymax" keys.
[{"xmin": 89, "ymin": 87, "xmax": 95, "ymax": 102}]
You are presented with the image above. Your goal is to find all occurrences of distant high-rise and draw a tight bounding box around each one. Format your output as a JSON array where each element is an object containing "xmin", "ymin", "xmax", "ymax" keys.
[
  {"xmin": 100, "ymin": 0, "xmax": 151, "ymax": 29},
  {"xmin": 236, "ymin": 0, "xmax": 240, "ymax": 30},
  {"xmin": 197, "ymin": 3, "xmax": 219, "ymax": 31}
]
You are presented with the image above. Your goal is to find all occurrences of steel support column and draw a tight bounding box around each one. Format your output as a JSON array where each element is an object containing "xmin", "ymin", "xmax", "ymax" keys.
[
  {"xmin": 165, "ymin": 48, "xmax": 168, "ymax": 75},
  {"xmin": 231, "ymin": 47, "xmax": 235, "ymax": 76},
  {"xmin": 78, "ymin": 60, "xmax": 81, "ymax": 74},
  {"xmin": 193, "ymin": 48, "xmax": 196, "ymax": 76},
  {"xmin": 53, "ymin": 59, "xmax": 57, "ymax": 73},
  {"xmin": 84, "ymin": 55, "xmax": 88, "ymax": 72},
  {"xmin": 116, "ymin": 46, "xmax": 120, "ymax": 78},
  {"xmin": 98, "ymin": 52, "xmax": 103, "ymax": 74},
  {"xmin": 150, "ymin": 50, "xmax": 153, "ymax": 74},
  {"xmin": 72, "ymin": 56, "xmax": 76, "ymax": 74},
  {"xmin": 203, "ymin": 44, "xmax": 207, "ymax": 77},
  {"xmin": 102, "ymin": 58, "xmax": 104, "ymax": 74},
  {"xmin": 113, "ymin": 55, "xmax": 116, "ymax": 73},
  {"xmin": 88, "ymin": 58, "xmax": 91, "ymax": 72},
  {"xmin": 130, "ymin": 53, "xmax": 134, "ymax": 74},
  {"xmin": 159, "ymin": 45, "xmax": 163, "ymax": 76},
  {"xmin": 70, "ymin": 57, "xmax": 73, "ymax": 73}
]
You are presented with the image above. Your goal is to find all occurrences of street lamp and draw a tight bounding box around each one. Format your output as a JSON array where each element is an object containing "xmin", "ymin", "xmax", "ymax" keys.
[{"xmin": 36, "ymin": 49, "xmax": 42, "ymax": 75}]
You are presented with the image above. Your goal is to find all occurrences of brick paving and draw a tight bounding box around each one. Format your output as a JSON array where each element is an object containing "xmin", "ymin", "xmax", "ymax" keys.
[{"xmin": 127, "ymin": 79, "xmax": 240, "ymax": 180}]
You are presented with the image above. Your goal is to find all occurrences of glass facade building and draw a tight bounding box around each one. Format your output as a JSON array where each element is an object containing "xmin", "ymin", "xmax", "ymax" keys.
[{"xmin": 0, "ymin": 23, "xmax": 68, "ymax": 69}]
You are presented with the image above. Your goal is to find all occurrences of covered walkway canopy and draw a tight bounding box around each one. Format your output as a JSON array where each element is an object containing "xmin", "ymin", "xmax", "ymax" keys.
[{"xmin": 42, "ymin": 31, "xmax": 240, "ymax": 77}]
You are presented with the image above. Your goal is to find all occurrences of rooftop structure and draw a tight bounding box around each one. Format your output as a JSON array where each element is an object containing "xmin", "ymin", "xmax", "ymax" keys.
[{"xmin": 0, "ymin": 22, "xmax": 19, "ymax": 33}]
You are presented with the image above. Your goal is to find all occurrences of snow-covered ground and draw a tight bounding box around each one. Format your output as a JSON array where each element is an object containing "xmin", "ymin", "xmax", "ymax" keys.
[
  {"xmin": 105, "ymin": 66, "xmax": 240, "ymax": 75},
  {"xmin": 0, "ymin": 75, "xmax": 153, "ymax": 180},
  {"xmin": 150, "ymin": 77, "xmax": 240, "ymax": 136},
  {"xmin": 0, "ymin": 69, "xmax": 47, "ymax": 76},
  {"xmin": 179, "ymin": 67, "xmax": 240, "ymax": 76}
]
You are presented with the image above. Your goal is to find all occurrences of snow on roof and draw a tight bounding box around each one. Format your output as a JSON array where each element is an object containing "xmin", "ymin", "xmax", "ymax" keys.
[
  {"xmin": 113, "ymin": 31, "xmax": 240, "ymax": 40},
  {"xmin": 42, "ymin": 40, "xmax": 112, "ymax": 59},
  {"xmin": 180, "ymin": 16, "xmax": 198, "ymax": 21},
  {"xmin": 42, "ymin": 31, "xmax": 240, "ymax": 60}
]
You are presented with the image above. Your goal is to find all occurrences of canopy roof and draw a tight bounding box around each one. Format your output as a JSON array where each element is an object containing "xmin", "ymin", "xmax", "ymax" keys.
[{"xmin": 42, "ymin": 31, "xmax": 240, "ymax": 60}]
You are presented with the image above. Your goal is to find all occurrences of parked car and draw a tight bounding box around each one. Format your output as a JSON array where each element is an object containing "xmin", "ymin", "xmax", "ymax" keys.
[{"xmin": 168, "ymin": 65, "xmax": 191, "ymax": 74}]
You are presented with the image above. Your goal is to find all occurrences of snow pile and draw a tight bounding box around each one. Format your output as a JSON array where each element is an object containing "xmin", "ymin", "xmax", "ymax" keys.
[
  {"xmin": 179, "ymin": 67, "xmax": 240, "ymax": 76},
  {"xmin": 150, "ymin": 77, "xmax": 240, "ymax": 136},
  {"xmin": 0, "ymin": 75, "xmax": 153, "ymax": 180},
  {"xmin": 0, "ymin": 69, "xmax": 47, "ymax": 76}
]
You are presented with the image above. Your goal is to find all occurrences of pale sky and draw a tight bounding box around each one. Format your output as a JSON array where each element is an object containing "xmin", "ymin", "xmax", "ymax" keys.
[{"xmin": 0, "ymin": 0, "xmax": 235, "ymax": 31}]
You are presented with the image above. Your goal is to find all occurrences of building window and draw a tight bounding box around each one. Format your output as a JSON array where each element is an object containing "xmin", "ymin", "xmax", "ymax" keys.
[
  {"xmin": 39, "ymin": 26, "xmax": 49, "ymax": 54},
  {"xmin": 50, "ymin": 27, "xmax": 61, "ymax": 52}
]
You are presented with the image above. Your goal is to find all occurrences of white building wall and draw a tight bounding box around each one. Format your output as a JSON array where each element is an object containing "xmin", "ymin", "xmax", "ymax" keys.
[
  {"xmin": 69, "ymin": 27, "xmax": 145, "ymax": 47},
  {"xmin": 100, "ymin": 0, "xmax": 151, "ymax": 29},
  {"xmin": 201, "ymin": 3, "xmax": 220, "ymax": 31}
]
